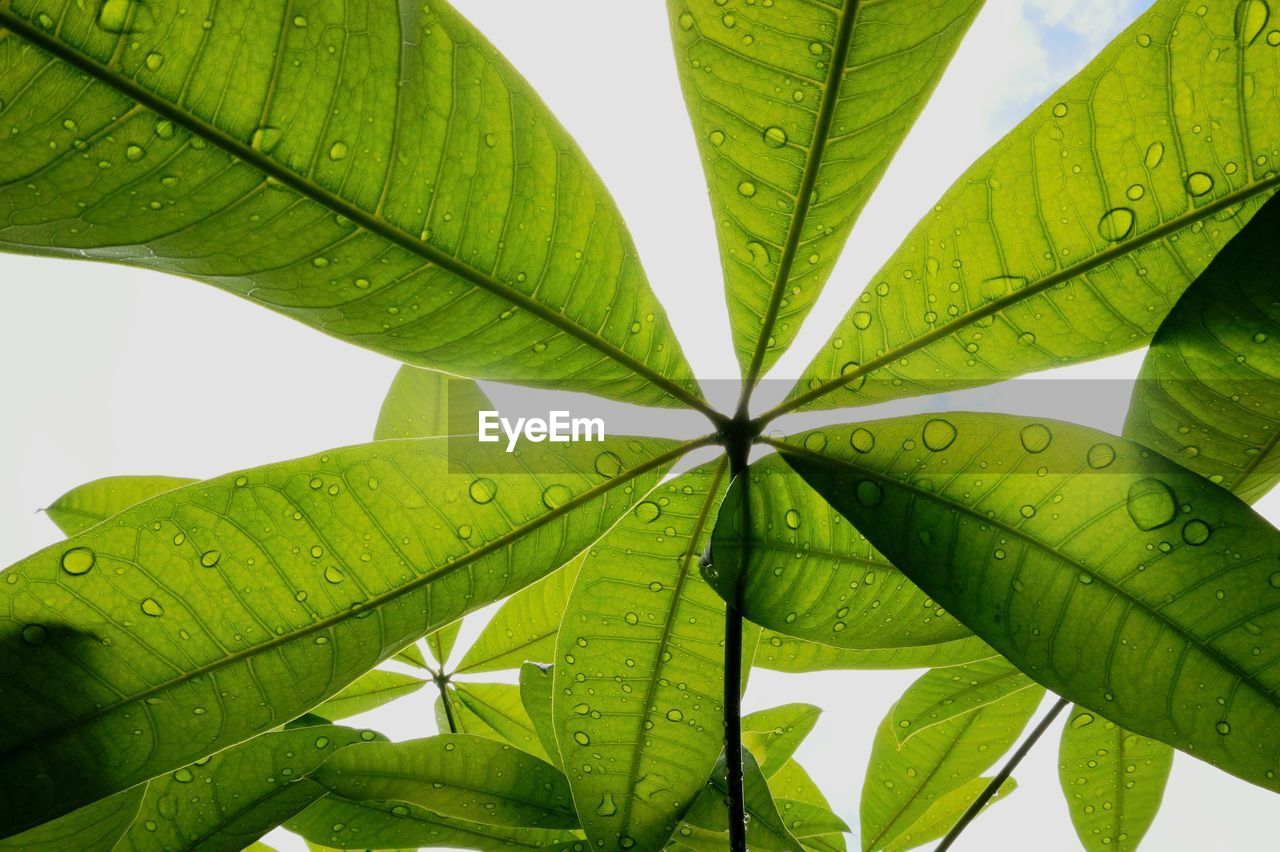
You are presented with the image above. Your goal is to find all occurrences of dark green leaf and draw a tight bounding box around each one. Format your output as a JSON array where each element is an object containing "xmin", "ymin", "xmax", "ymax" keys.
[
  {"xmin": 1124, "ymin": 193, "xmax": 1280, "ymax": 503},
  {"xmin": 709, "ymin": 455, "xmax": 970, "ymax": 649},
  {"xmin": 780, "ymin": 414, "xmax": 1280, "ymax": 793},
  {"xmin": 0, "ymin": 785, "xmax": 143, "ymax": 852}
]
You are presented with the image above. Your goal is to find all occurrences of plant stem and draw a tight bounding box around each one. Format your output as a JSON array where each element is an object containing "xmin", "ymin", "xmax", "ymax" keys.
[
  {"xmin": 722, "ymin": 428, "xmax": 752, "ymax": 852},
  {"xmin": 936, "ymin": 696, "xmax": 1070, "ymax": 851},
  {"xmin": 434, "ymin": 673, "xmax": 459, "ymax": 734}
]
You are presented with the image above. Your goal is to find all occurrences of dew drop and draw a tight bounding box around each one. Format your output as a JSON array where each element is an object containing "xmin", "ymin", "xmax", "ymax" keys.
[
  {"xmin": 1235, "ymin": 0, "xmax": 1270, "ymax": 45},
  {"xmin": 1072, "ymin": 712, "xmax": 1095, "ymax": 729},
  {"xmin": 324, "ymin": 566, "xmax": 345, "ymax": 584},
  {"xmin": 61, "ymin": 546, "xmax": 96, "ymax": 575},
  {"xmin": 596, "ymin": 793, "xmax": 618, "ymax": 817},
  {"xmin": 469, "ymin": 478, "xmax": 497, "ymax": 504},
  {"xmin": 1126, "ymin": 478, "xmax": 1178, "ymax": 531},
  {"xmin": 852, "ymin": 311, "xmax": 872, "ymax": 330},
  {"xmin": 1215, "ymin": 720, "xmax": 1232, "ymax": 735},
  {"xmin": 666, "ymin": 708, "xmax": 684, "ymax": 722},
  {"xmin": 20, "ymin": 624, "xmax": 48, "ymax": 646},
  {"xmin": 855, "ymin": 480, "xmax": 883, "ymax": 508},
  {"xmin": 922, "ymin": 418, "xmax": 958, "ymax": 452},
  {"xmin": 199, "ymin": 549, "xmax": 221, "ymax": 568},
  {"xmin": 1144, "ymin": 141, "xmax": 1165, "ymax": 169},
  {"xmin": 1186, "ymin": 172, "xmax": 1214, "ymax": 197},
  {"xmin": 1181, "ymin": 519, "xmax": 1211, "ymax": 546},
  {"xmin": 762, "ymin": 126, "xmax": 787, "ymax": 148},
  {"xmin": 1087, "ymin": 442, "xmax": 1116, "ymax": 469},
  {"xmin": 1019, "ymin": 423, "xmax": 1053, "ymax": 454},
  {"xmin": 737, "ymin": 181, "xmax": 757, "ymax": 197},
  {"xmin": 1097, "ymin": 207, "xmax": 1135, "ymax": 241},
  {"xmin": 784, "ymin": 509, "xmax": 801, "ymax": 529},
  {"xmin": 141, "ymin": 597, "xmax": 165, "ymax": 617},
  {"xmin": 573, "ymin": 731, "xmax": 590, "ymax": 746},
  {"xmin": 850, "ymin": 428, "xmax": 875, "ymax": 453},
  {"xmin": 594, "ymin": 451, "xmax": 623, "ymax": 478},
  {"xmin": 328, "ymin": 141, "xmax": 348, "ymax": 160},
  {"xmin": 634, "ymin": 501, "xmax": 661, "ymax": 523}
]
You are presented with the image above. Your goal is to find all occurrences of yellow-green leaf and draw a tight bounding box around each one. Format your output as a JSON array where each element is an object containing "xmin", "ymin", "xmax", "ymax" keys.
[
  {"xmin": 0, "ymin": 0, "xmax": 706, "ymax": 411},
  {"xmin": 668, "ymin": 0, "xmax": 983, "ymax": 380},
  {"xmin": 890, "ymin": 657, "xmax": 1037, "ymax": 745},
  {"xmin": 755, "ymin": 631, "xmax": 993, "ymax": 673},
  {"xmin": 313, "ymin": 734, "xmax": 576, "ymax": 830},
  {"xmin": 312, "ymin": 670, "xmax": 427, "ymax": 722},
  {"xmin": 456, "ymin": 559, "xmax": 581, "ymax": 675},
  {"xmin": 374, "ymin": 367, "xmax": 494, "ymax": 442},
  {"xmin": 0, "ymin": 434, "xmax": 685, "ymax": 833},
  {"xmin": 1058, "ymin": 707, "xmax": 1174, "ymax": 852},
  {"xmin": 785, "ymin": 0, "xmax": 1280, "ymax": 413},
  {"xmin": 880, "ymin": 775, "xmax": 1016, "ymax": 852},
  {"xmin": 45, "ymin": 475, "xmax": 194, "ymax": 536}
]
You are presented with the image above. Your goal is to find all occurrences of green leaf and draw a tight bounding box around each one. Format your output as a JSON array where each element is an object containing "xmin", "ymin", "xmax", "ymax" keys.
[
  {"xmin": 374, "ymin": 367, "xmax": 494, "ymax": 442},
  {"xmin": 0, "ymin": 434, "xmax": 687, "ymax": 833},
  {"xmin": 667, "ymin": 0, "xmax": 983, "ymax": 380},
  {"xmin": 755, "ymin": 631, "xmax": 993, "ymax": 673},
  {"xmin": 768, "ymin": 760, "xmax": 846, "ymax": 852},
  {"xmin": 425, "ymin": 622, "xmax": 462, "ymax": 671},
  {"xmin": 289, "ymin": 795, "xmax": 578, "ymax": 851},
  {"xmin": 519, "ymin": 663, "xmax": 562, "ymax": 769},
  {"xmin": 778, "ymin": 414, "xmax": 1280, "ymax": 793},
  {"xmin": 44, "ymin": 475, "xmax": 194, "ymax": 536},
  {"xmin": 0, "ymin": 0, "xmax": 707, "ymax": 412},
  {"xmin": 393, "ymin": 640, "xmax": 431, "ymax": 671},
  {"xmin": 1058, "ymin": 707, "xmax": 1174, "ymax": 852},
  {"xmin": 113, "ymin": 723, "xmax": 374, "ymax": 852},
  {"xmin": 880, "ymin": 776, "xmax": 1016, "ymax": 852},
  {"xmin": 451, "ymin": 682, "xmax": 548, "ymax": 761},
  {"xmin": 682, "ymin": 748, "xmax": 805, "ymax": 852},
  {"xmin": 775, "ymin": 799, "xmax": 850, "ymax": 841},
  {"xmin": 890, "ymin": 657, "xmax": 1037, "ymax": 745},
  {"xmin": 785, "ymin": 0, "xmax": 1280, "ymax": 413},
  {"xmin": 0, "ymin": 785, "xmax": 143, "ymax": 852},
  {"xmin": 742, "ymin": 703, "xmax": 821, "ymax": 778},
  {"xmin": 1124, "ymin": 193, "xmax": 1280, "ymax": 503},
  {"xmin": 312, "ymin": 734, "xmax": 576, "ymax": 829},
  {"xmin": 554, "ymin": 461, "xmax": 742, "ymax": 851},
  {"xmin": 859, "ymin": 671, "xmax": 1043, "ymax": 851},
  {"xmin": 709, "ymin": 455, "xmax": 970, "ymax": 649},
  {"xmin": 312, "ymin": 670, "xmax": 427, "ymax": 722},
  {"xmin": 456, "ymin": 559, "xmax": 581, "ymax": 675}
]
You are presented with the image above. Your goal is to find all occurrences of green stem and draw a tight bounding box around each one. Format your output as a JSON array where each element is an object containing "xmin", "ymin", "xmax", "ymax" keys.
[
  {"xmin": 935, "ymin": 696, "xmax": 1070, "ymax": 850},
  {"xmin": 434, "ymin": 673, "xmax": 459, "ymax": 735},
  {"xmin": 722, "ymin": 425, "xmax": 753, "ymax": 852}
]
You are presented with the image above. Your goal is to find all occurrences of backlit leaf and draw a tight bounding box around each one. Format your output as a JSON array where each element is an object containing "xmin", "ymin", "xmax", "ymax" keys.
[
  {"xmin": 668, "ymin": 0, "xmax": 983, "ymax": 379},
  {"xmin": 312, "ymin": 670, "xmax": 427, "ymax": 722},
  {"xmin": 1058, "ymin": 706, "xmax": 1174, "ymax": 852},
  {"xmin": 754, "ymin": 631, "xmax": 992, "ymax": 673},
  {"xmin": 780, "ymin": 414, "xmax": 1280, "ymax": 793},
  {"xmin": 45, "ymin": 475, "xmax": 194, "ymax": 536},
  {"xmin": 880, "ymin": 775, "xmax": 1016, "ymax": 852},
  {"xmin": 1124, "ymin": 192, "xmax": 1280, "ymax": 503},
  {"xmin": 451, "ymin": 682, "xmax": 547, "ymax": 761},
  {"xmin": 374, "ymin": 367, "xmax": 494, "ymax": 442},
  {"xmin": 312, "ymin": 734, "xmax": 576, "ymax": 829},
  {"xmin": 786, "ymin": 0, "xmax": 1280, "ymax": 413},
  {"xmin": 709, "ymin": 455, "xmax": 970, "ymax": 649},
  {"xmin": 0, "ymin": 786, "xmax": 143, "ymax": 852},
  {"xmin": 457, "ymin": 559, "xmax": 581, "ymax": 675},
  {"xmin": 0, "ymin": 434, "xmax": 686, "ymax": 833},
  {"xmin": 519, "ymin": 663, "xmax": 561, "ymax": 769},
  {"xmin": 890, "ymin": 657, "xmax": 1036, "ymax": 745},
  {"xmin": 741, "ymin": 703, "xmax": 821, "ymax": 778},
  {"xmin": 0, "ymin": 0, "xmax": 707, "ymax": 411}
]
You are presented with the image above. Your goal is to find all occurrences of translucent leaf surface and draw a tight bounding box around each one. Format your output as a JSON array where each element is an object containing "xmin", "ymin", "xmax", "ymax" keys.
[
  {"xmin": 754, "ymin": 631, "xmax": 992, "ymax": 673},
  {"xmin": 0, "ymin": 434, "xmax": 685, "ymax": 832},
  {"xmin": 311, "ymin": 670, "xmax": 427, "ymax": 722},
  {"xmin": 786, "ymin": 0, "xmax": 1280, "ymax": 413},
  {"xmin": 780, "ymin": 414, "xmax": 1280, "ymax": 792},
  {"xmin": 0, "ymin": 0, "xmax": 706, "ymax": 410},
  {"xmin": 45, "ymin": 475, "xmax": 194, "ymax": 536},
  {"xmin": 667, "ymin": 0, "xmax": 983, "ymax": 379}
]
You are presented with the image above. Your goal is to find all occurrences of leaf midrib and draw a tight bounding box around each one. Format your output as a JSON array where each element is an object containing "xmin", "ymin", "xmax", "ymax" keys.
[
  {"xmin": 742, "ymin": 0, "xmax": 860, "ymax": 391},
  {"xmin": 771, "ymin": 436, "xmax": 1280, "ymax": 721},
  {"xmin": 0, "ymin": 9, "xmax": 715, "ymax": 417},
  {"xmin": 893, "ymin": 667, "xmax": 1037, "ymax": 745},
  {"xmin": 0, "ymin": 437, "xmax": 709, "ymax": 770},
  {"xmin": 772, "ymin": 175, "xmax": 1280, "ymax": 418}
]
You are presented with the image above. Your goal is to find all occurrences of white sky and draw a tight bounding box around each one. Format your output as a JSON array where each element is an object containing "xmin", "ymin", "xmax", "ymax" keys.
[{"xmin": 0, "ymin": 1, "xmax": 1276, "ymax": 850}]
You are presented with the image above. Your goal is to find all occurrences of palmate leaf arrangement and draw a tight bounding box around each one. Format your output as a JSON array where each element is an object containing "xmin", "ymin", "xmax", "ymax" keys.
[{"xmin": 0, "ymin": 0, "xmax": 1278, "ymax": 849}]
